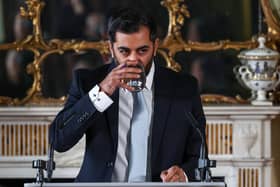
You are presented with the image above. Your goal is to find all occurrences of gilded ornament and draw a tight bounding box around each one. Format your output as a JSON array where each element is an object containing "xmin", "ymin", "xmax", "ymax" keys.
[{"xmin": 0, "ymin": 0, "xmax": 279, "ymax": 105}]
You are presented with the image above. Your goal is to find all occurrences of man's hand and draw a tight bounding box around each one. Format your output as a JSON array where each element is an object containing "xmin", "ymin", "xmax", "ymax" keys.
[
  {"xmin": 99, "ymin": 63, "xmax": 141, "ymax": 96},
  {"xmin": 160, "ymin": 165, "xmax": 187, "ymax": 182}
]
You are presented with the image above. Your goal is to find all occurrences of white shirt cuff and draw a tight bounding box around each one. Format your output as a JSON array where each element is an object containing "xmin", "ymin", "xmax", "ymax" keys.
[
  {"xmin": 88, "ymin": 85, "xmax": 113, "ymax": 112},
  {"xmin": 183, "ymin": 172, "xmax": 189, "ymax": 182}
]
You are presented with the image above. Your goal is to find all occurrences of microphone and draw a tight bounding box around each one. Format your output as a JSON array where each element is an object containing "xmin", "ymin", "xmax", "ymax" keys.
[
  {"xmin": 46, "ymin": 142, "xmax": 56, "ymax": 182},
  {"xmin": 184, "ymin": 110, "xmax": 216, "ymax": 182},
  {"xmin": 32, "ymin": 130, "xmax": 56, "ymax": 184}
]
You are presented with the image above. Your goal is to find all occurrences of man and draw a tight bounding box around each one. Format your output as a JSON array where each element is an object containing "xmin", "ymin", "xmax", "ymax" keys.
[{"xmin": 49, "ymin": 8, "xmax": 206, "ymax": 182}]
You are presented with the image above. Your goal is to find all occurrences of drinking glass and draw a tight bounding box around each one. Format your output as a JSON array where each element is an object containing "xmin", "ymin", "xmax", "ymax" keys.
[{"xmin": 122, "ymin": 62, "xmax": 146, "ymax": 92}]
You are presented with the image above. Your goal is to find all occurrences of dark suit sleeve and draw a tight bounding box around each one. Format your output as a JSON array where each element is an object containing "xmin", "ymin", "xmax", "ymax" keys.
[
  {"xmin": 181, "ymin": 78, "xmax": 206, "ymax": 181},
  {"xmin": 49, "ymin": 70, "xmax": 99, "ymax": 152}
]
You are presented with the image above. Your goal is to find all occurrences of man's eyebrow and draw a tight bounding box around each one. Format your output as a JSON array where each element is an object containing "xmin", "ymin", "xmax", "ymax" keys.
[
  {"xmin": 117, "ymin": 45, "xmax": 150, "ymax": 51},
  {"xmin": 117, "ymin": 46, "xmax": 130, "ymax": 51},
  {"xmin": 136, "ymin": 45, "xmax": 150, "ymax": 50}
]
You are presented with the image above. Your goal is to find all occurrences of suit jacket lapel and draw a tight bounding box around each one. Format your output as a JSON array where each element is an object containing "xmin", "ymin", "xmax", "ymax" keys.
[
  {"xmin": 105, "ymin": 62, "xmax": 119, "ymax": 151},
  {"xmin": 106, "ymin": 89, "xmax": 119, "ymax": 151},
  {"xmin": 151, "ymin": 65, "xmax": 174, "ymax": 168}
]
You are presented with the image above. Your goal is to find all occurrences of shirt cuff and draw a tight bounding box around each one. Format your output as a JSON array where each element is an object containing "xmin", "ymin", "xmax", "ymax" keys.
[
  {"xmin": 88, "ymin": 85, "xmax": 113, "ymax": 112},
  {"xmin": 183, "ymin": 172, "xmax": 189, "ymax": 182}
]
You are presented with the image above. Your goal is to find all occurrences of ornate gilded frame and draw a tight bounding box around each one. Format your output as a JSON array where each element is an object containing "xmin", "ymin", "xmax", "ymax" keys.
[
  {"xmin": 0, "ymin": 0, "xmax": 279, "ymax": 105},
  {"xmin": 262, "ymin": 0, "xmax": 280, "ymax": 40}
]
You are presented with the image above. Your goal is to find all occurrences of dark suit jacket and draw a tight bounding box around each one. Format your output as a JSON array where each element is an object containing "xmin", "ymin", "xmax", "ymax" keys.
[{"xmin": 49, "ymin": 62, "xmax": 206, "ymax": 182}]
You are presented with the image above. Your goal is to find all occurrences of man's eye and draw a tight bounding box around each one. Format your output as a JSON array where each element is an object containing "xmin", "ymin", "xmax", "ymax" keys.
[
  {"xmin": 119, "ymin": 49, "xmax": 129, "ymax": 55},
  {"xmin": 138, "ymin": 49, "xmax": 148, "ymax": 54}
]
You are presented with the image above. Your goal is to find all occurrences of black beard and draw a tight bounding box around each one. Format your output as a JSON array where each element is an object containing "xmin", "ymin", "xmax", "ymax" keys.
[{"xmin": 144, "ymin": 58, "xmax": 153, "ymax": 75}]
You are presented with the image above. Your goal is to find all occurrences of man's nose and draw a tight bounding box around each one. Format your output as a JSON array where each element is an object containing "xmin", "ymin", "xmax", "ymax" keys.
[{"xmin": 126, "ymin": 52, "xmax": 139, "ymax": 65}]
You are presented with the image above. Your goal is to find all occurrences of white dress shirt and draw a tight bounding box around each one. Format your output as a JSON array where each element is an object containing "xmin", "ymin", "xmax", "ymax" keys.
[
  {"xmin": 88, "ymin": 63, "xmax": 154, "ymax": 182},
  {"xmin": 87, "ymin": 63, "xmax": 188, "ymax": 182}
]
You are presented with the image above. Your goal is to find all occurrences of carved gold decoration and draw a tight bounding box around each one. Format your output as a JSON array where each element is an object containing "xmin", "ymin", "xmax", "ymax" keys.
[
  {"xmin": 261, "ymin": 0, "xmax": 280, "ymax": 40},
  {"xmin": 161, "ymin": 0, "xmax": 190, "ymax": 47},
  {"xmin": 0, "ymin": 0, "xmax": 110, "ymax": 106},
  {"xmin": 201, "ymin": 94, "xmax": 249, "ymax": 105},
  {"xmin": 0, "ymin": 0, "xmax": 279, "ymax": 105}
]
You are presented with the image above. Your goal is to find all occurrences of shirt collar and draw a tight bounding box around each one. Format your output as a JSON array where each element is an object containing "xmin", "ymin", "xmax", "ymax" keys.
[{"xmin": 144, "ymin": 61, "xmax": 155, "ymax": 91}]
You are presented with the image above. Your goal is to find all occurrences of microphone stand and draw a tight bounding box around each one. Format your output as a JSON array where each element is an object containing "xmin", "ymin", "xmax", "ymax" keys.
[
  {"xmin": 46, "ymin": 142, "xmax": 56, "ymax": 182},
  {"xmin": 32, "ymin": 142, "xmax": 56, "ymax": 185},
  {"xmin": 32, "ymin": 159, "xmax": 46, "ymax": 186},
  {"xmin": 184, "ymin": 111, "xmax": 216, "ymax": 182}
]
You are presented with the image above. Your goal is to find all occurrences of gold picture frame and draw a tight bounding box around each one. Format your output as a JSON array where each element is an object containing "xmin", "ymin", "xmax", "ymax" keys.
[{"xmin": 0, "ymin": 0, "xmax": 279, "ymax": 105}]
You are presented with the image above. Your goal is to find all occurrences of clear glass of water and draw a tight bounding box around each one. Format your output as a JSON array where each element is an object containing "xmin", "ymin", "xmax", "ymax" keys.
[{"xmin": 123, "ymin": 62, "xmax": 146, "ymax": 92}]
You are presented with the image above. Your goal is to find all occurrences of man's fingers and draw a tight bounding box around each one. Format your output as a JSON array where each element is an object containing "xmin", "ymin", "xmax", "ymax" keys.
[
  {"xmin": 160, "ymin": 166, "xmax": 186, "ymax": 182},
  {"xmin": 160, "ymin": 170, "xmax": 168, "ymax": 182},
  {"xmin": 114, "ymin": 65, "xmax": 142, "ymax": 74},
  {"xmin": 119, "ymin": 73, "xmax": 140, "ymax": 79},
  {"xmin": 168, "ymin": 166, "xmax": 179, "ymax": 174},
  {"xmin": 114, "ymin": 63, "xmax": 127, "ymax": 70},
  {"xmin": 160, "ymin": 167, "xmax": 177, "ymax": 182},
  {"xmin": 121, "ymin": 67, "xmax": 142, "ymax": 73},
  {"xmin": 119, "ymin": 82, "xmax": 135, "ymax": 91},
  {"xmin": 169, "ymin": 174, "xmax": 180, "ymax": 182},
  {"xmin": 100, "ymin": 64, "xmax": 143, "ymax": 94},
  {"xmin": 165, "ymin": 166, "xmax": 180, "ymax": 181},
  {"xmin": 113, "ymin": 66, "xmax": 142, "ymax": 83}
]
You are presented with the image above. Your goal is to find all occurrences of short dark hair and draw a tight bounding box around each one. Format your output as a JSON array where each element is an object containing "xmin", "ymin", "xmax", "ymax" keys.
[{"xmin": 107, "ymin": 8, "xmax": 157, "ymax": 43}]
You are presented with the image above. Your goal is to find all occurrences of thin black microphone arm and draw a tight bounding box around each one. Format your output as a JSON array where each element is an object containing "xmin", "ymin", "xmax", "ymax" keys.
[
  {"xmin": 32, "ymin": 135, "xmax": 56, "ymax": 184},
  {"xmin": 46, "ymin": 122, "xmax": 57, "ymax": 182},
  {"xmin": 184, "ymin": 111, "xmax": 206, "ymax": 162},
  {"xmin": 46, "ymin": 141, "xmax": 55, "ymax": 182},
  {"xmin": 184, "ymin": 110, "xmax": 215, "ymax": 182}
]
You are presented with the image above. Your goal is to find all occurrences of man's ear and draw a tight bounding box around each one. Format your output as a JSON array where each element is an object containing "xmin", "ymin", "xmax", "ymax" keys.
[
  {"xmin": 108, "ymin": 41, "xmax": 114, "ymax": 58},
  {"xmin": 153, "ymin": 38, "xmax": 160, "ymax": 56}
]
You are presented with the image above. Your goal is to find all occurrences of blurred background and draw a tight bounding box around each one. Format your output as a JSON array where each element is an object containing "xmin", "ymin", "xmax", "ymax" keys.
[{"xmin": 0, "ymin": 0, "xmax": 260, "ymax": 100}]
